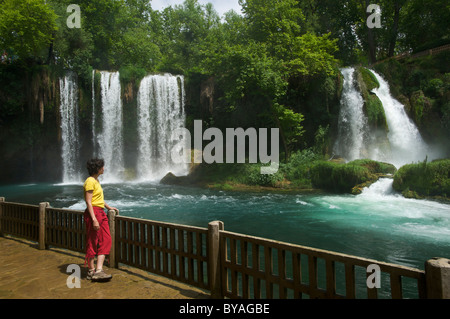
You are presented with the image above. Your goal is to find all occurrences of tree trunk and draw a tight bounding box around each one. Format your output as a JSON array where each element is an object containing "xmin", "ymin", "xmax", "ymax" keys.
[
  {"xmin": 388, "ymin": 1, "xmax": 401, "ymax": 57},
  {"xmin": 365, "ymin": 0, "xmax": 377, "ymax": 64}
]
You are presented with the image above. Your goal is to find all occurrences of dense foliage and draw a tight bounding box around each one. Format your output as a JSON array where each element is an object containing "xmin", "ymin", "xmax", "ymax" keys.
[
  {"xmin": 393, "ymin": 158, "xmax": 450, "ymax": 199},
  {"xmin": 0, "ymin": 0, "xmax": 449, "ymax": 189}
]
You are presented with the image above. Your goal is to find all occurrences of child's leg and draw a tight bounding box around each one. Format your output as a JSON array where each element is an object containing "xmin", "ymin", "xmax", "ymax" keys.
[
  {"xmin": 96, "ymin": 254, "xmax": 105, "ymax": 270},
  {"xmin": 88, "ymin": 257, "xmax": 95, "ymax": 270}
]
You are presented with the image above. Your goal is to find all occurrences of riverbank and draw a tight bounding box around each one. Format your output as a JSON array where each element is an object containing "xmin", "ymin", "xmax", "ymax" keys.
[
  {"xmin": 160, "ymin": 158, "xmax": 395, "ymax": 193},
  {"xmin": 160, "ymin": 157, "xmax": 449, "ymax": 203}
]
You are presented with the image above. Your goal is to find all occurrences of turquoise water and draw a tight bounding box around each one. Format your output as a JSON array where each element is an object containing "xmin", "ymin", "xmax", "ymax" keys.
[{"xmin": 1, "ymin": 179, "xmax": 449, "ymax": 297}]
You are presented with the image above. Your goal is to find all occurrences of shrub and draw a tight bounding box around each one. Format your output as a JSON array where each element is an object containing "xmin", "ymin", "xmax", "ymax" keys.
[
  {"xmin": 393, "ymin": 158, "xmax": 450, "ymax": 198},
  {"xmin": 310, "ymin": 160, "xmax": 373, "ymax": 192},
  {"xmin": 424, "ymin": 78, "xmax": 444, "ymax": 98},
  {"xmin": 280, "ymin": 149, "xmax": 321, "ymax": 188},
  {"xmin": 310, "ymin": 159, "xmax": 396, "ymax": 193},
  {"xmin": 245, "ymin": 164, "xmax": 285, "ymax": 187}
]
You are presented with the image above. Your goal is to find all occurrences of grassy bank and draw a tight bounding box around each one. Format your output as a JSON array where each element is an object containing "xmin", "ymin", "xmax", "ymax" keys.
[
  {"xmin": 393, "ymin": 158, "xmax": 450, "ymax": 199},
  {"xmin": 161, "ymin": 150, "xmax": 399, "ymax": 195}
]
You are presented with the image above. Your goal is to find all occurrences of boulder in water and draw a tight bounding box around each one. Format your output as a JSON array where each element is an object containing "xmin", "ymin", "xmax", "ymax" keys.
[{"xmin": 160, "ymin": 172, "xmax": 188, "ymax": 185}]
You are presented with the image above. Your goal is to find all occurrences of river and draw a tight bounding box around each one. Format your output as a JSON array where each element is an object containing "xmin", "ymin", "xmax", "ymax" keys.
[{"xmin": 1, "ymin": 179, "xmax": 448, "ymax": 271}]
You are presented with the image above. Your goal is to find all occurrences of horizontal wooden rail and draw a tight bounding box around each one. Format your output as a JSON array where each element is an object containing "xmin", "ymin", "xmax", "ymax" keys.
[
  {"xmin": 373, "ymin": 44, "xmax": 450, "ymax": 65},
  {"xmin": 220, "ymin": 230, "xmax": 426, "ymax": 299}
]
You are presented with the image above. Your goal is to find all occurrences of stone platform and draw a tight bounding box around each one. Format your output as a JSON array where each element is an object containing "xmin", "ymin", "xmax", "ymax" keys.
[{"xmin": 0, "ymin": 236, "xmax": 210, "ymax": 299}]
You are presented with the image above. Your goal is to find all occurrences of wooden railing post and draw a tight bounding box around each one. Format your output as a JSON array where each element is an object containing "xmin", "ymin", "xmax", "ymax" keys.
[
  {"xmin": 425, "ymin": 258, "xmax": 450, "ymax": 299},
  {"xmin": 39, "ymin": 202, "xmax": 49, "ymax": 250},
  {"xmin": 108, "ymin": 209, "xmax": 119, "ymax": 269},
  {"xmin": 208, "ymin": 220, "xmax": 224, "ymax": 298},
  {"xmin": 0, "ymin": 197, "xmax": 5, "ymax": 237}
]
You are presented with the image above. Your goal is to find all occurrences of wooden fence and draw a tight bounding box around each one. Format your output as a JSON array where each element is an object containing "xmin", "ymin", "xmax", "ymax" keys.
[
  {"xmin": 220, "ymin": 230, "xmax": 426, "ymax": 299},
  {"xmin": 114, "ymin": 215, "xmax": 210, "ymax": 290},
  {"xmin": 0, "ymin": 197, "xmax": 449, "ymax": 299},
  {"xmin": 373, "ymin": 43, "xmax": 450, "ymax": 65}
]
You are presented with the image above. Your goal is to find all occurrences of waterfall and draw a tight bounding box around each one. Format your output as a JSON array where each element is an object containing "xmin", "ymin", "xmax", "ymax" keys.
[
  {"xmin": 333, "ymin": 67, "xmax": 368, "ymax": 161},
  {"xmin": 136, "ymin": 74, "xmax": 189, "ymax": 181},
  {"xmin": 334, "ymin": 67, "xmax": 434, "ymax": 169},
  {"xmin": 95, "ymin": 71, "xmax": 124, "ymax": 182},
  {"xmin": 334, "ymin": 68, "xmax": 435, "ymax": 197},
  {"xmin": 59, "ymin": 72, "xmax": 81, "ymax": 183},
  {"xmin": 59, "ymin": 71, "xmax": 187, "ymax": 183},
  {"xmin": 91, "ymin": 70, "xmax": 97, "ymax": 156},
  {"xmin": 370, "ymin": 70, "xmax": 430, "ymax": 168}
]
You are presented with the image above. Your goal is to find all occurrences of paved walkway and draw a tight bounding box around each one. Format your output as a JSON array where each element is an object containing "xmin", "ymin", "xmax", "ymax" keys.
[{"xmin": 0, "ymin": 236, "xmax": 210, "ymax": 299}]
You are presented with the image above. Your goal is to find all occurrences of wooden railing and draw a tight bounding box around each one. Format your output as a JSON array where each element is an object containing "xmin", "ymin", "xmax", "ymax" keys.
[
  {"xmin": 114, "ymin": 215, "xmax": 210, "ymax": 291},
  {"xmin": 220, "ymin": 230, "xmax": 426, "ymax": 299},
  {"xmin": 45, "ymin": 206, "xmax": 85, "ymax": 253},
  {"xmin": 0, "ymin": 201, "xmax": 40, "ymax": 242},
  {"xmin": 0, "ymin": 197, "xmax": 449, "ymax": 299},
  {"xmin": 373, "ymin": 43, "xmax": 450, "ymax": 65}
]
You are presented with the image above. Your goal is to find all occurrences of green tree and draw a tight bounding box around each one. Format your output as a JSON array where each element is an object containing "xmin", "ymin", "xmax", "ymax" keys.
[
  {"xmin": 240, "ymin": 0, "xmax": 304, "ymax": 60},
  {"xmin": 156, "ymin": 0, "xmax": 221, "ymax": 73},
  {"xmin": 400, "ymin": 0, "xmax": 450, "ymax": 52},
  {"xmin": 47, "ymin": 0, "xmax": 93, "ymax": 79},
  {"xmin": 0, "ymin": 0, "xmax": 58, "ymax": 63}
]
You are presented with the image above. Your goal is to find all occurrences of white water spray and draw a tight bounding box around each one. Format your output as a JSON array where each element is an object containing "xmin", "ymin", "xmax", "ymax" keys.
[
  {"xmin": 59, "ymin": 71, "xmax": 81, "ymax": 183},
  {"xmin": 334, "ymin": 68, "xmax": 367, "ymax": 161},
  {"xmin": 334, "ymin": 68, "xmax": 435, "ymax": 196},
  {"xmin": 136, "ymin": 74, "xmax": 188, "ymax": 181},
  {"xmin": 370, "ymin": 70, "xmax": 430, "ymax": 168},
  {"xmin": 96, "ymin": 71, "xmax": 124, "ymax": 182}
]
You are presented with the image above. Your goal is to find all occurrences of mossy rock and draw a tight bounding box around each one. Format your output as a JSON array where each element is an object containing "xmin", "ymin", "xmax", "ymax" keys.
[
  {"xmin": 359, "ymin": 67, "xmax": 380, "ymax": 91},
  {"xmin": 310, "ymin": 159, "xmax": 395, "ymax": 193},
  {"xmin": 393, "ymin": 158, "xmax": 450, "ymax": 198},
  {"xmin": 355, "ymin": 67, "xmax": 388, "ymax": 131},
  {"xmin": 366, "ymin": 94, "xmax": 387, "ymax": 129},
  {"xmin": 410, "ymin": 90, "xmax": 432, "ymax": 126},
  {"xmin": 160, "ymin": 172, "xmax": 190, "ymax": 185}
]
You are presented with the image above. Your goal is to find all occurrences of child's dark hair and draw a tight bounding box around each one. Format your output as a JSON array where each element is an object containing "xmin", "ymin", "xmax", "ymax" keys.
[{"xmin": 86, "ymin": 158, "xmax": 104, "ymax": 176}]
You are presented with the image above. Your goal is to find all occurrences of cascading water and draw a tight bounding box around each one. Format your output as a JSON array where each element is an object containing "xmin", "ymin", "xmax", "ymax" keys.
[
  {"xmin": 334, "ymin": 67, "xmax": 435, "ymax": 196},
  {"xmin": 335, "ymin": 68, "xmax": 434, "ymax": 168},
  {"xmin": 333, "ymin": 67, "xmax": 368, "ymax": 161},
  {"xmin": 59, "ymin": 71, "xmax": 81, "ymax": 183},
  {"xmin": 136, "ymin": 74, "xmax": 189, "ymax": 181},
  {"xmin": 95, "ymin": 71, "xmax": 124, "ymax": 182},
  {"xmin": 91, "ymin": 69, "xmax": 97, "ymax": 156},
  {"xmin": 370, "ymin": 70, "xmax": 430, "ymax": 168}
]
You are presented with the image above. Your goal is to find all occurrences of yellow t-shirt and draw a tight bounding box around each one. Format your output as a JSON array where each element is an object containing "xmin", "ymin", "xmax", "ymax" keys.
[{"xmin": 83, "ymin": 177, "xmax": 105, "ymax": 208}]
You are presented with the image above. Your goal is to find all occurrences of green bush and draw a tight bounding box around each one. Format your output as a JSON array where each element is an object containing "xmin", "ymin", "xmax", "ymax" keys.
[
  {"xmin": 279, "ymin": 149, "xmax": 321, "ymax": 188},
  {"xmin": 245, "ymin": 164, "xmax": 285, "ymax": 187},
  {"xmin": 348, "ymin": 159, "xmax": 397, "ymax": 175},
  {"xmin": 310, "ymin": 159, "xmax": 396, "ymax": 193},
  {"xmin": 393, "ymin": 158, "xmax": 450, "ymax": 198},
  {"xmin": 119, "ymin": 65, "xmax": 147, "ymax": 86},
  {"xmin": 310, "ymin": 161, "xmax": 372, "ymax": 192},
  {"xmin": 424, "ymin": 78, "xmax": 444, "ymax": 98}
]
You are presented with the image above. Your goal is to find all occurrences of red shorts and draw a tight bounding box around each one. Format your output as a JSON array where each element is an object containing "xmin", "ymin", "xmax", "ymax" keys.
[{"xmin": 84, "ymin": 207, "xmax": 112, "ymax": 262}]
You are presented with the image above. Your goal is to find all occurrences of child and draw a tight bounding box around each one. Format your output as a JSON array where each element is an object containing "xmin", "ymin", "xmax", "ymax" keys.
[{"xmin": 84, "ymin": 158, "xmax": 119, "ymax": 281}]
